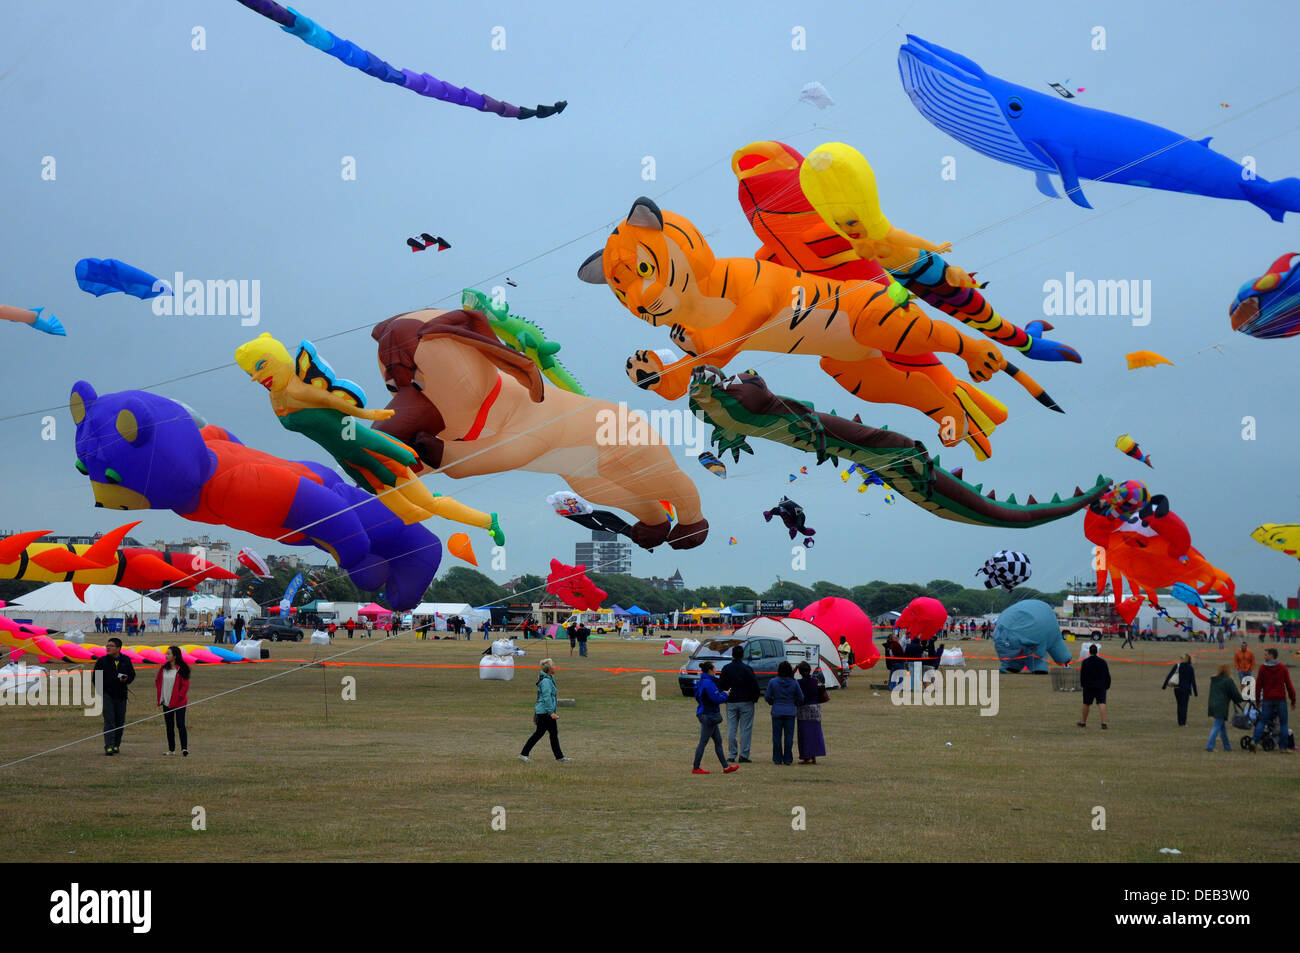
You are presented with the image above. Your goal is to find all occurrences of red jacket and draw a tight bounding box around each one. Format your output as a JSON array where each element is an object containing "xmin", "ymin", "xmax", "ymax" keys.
[
  {"xmin": 1255, "ymin": 662, "xmax": 1296, "ymax": 704},
  {"xmin": 155, "ymin": 666, "xmax": 191, "ymax": 707}
]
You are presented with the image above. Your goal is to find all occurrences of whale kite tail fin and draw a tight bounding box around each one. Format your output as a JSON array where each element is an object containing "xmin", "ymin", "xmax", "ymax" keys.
[{"xmin": 1242, "ymin": 177, "xmax": 1300, "ymax": 222}]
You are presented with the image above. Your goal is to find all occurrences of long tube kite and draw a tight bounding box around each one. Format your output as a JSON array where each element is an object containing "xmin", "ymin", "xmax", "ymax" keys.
[{"xmin": 233, "ymin": 1, "xmax": 566, "ymax": 120}]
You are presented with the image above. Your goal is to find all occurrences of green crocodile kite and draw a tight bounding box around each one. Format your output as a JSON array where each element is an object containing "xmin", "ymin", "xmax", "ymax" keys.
[
  {"xmin": 462, "ymin": 288, "xmax": 586, "ymax": 395},
  {"xmin": 687, "ymin": 367, "xmax": 1111, "ymax": 529}
]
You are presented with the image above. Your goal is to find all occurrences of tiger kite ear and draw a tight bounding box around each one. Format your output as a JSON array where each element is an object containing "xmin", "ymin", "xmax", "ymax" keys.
[
  {"xmin": 625, "ymin": 197, "xmax": 663, "ymax": 230},
  {"xmin": 577, "ymin": 250, "xmax": 607, "ymax": 285}
]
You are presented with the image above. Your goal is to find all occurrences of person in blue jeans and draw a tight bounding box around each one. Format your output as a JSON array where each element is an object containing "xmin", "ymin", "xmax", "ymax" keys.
[
  {"xmin": 765, "ymin": 660, "xmax": 804, "ymax": 765},
  {"xmin": 693, "ymin": 662, "xmax": 739, "ymax": 775},
  {"xmin": 1205, "ymin": 663, "xmax": 1243, "ymax": 752}
]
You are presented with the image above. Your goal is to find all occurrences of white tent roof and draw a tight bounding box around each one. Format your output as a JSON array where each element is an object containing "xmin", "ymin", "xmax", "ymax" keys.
[
  {"xmin": 185, "ymin": 595, "xmax": 261, "ymax": 616},
  {"xmin": 731, "ymin": 616, "xmax": 845, "ymax": 689},
  {"xmin": 412, "ymin": 602, "xmax": 474, "ymax": 616},
  {"xmin": 8, "ymin": 583, "xmax": 160, "ymax": 614}
]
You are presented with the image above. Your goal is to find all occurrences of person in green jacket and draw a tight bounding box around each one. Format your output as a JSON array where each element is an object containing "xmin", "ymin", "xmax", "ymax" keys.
[
  {"xmin": 1206, "ymin": 663, "xmax": 1244, "ymax": 752},
  {"xmin": 519, "ymin": 659, "xmax": 572, "ymax": 763}
]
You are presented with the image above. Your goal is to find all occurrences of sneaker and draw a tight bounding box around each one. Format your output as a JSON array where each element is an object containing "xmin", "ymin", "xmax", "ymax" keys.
[
  {"xmin": 557, "ymin": 757, "xmax": 573, "ymax": 763},
  {"xmin": 1076, "ymin": 722, "xmax": 1087, "ymax": 728},
  {"xmin": 723, "ymin": 765, "xmax": 739, "ymax": 774},
  {"xmin": 104, "ymin": 749, "xmax": 114, "ymax": 756},
  {"xmin": 692, "ymin": 768, "xmax": 710, "ymax": 774},
  {"xmin": 1101, "ymin": 724, "xmax": 1108, "ymax": 730},
  {"xmin": 518, "ymin": 755, "xmax": 531, "ymax": 763},
  {"xmin": 728, "ymin": 757, "xmax": 737, "ymax": 763},
  {"xmin": 164, "ymin": 751, "xmax": 173, "ymax": 757},
  {"xmin": 739, "ymin": 757, "xmax": 752, "ymax": 763},
  {"xmin": 182, "ymin": 750, "xmax": 189, "ymax": 757}
]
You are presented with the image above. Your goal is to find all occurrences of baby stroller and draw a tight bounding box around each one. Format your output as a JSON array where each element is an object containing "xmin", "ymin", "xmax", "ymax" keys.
[{"xmin": 1239, "ymin": 700, "xmax": 1295, "ymax": 751}]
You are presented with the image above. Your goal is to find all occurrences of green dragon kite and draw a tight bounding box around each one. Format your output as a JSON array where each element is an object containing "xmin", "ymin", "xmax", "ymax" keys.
[
  {"xmin": 462, "ymin": 288, "xmax": 586, "ymax": 395},
  {"xmin": 688, "ymin": 367, "xmax": 1111, "ymax": 529}
]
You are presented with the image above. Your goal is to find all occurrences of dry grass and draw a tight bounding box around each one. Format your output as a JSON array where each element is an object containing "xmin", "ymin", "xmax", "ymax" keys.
[{"xmin": 1, "ymin": 634, "xmax": 1294, "ymax": 862}]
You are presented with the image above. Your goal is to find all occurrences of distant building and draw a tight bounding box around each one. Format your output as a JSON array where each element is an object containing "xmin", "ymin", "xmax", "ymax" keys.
[
  {"xmin": 575, "ymin": 530, "xmax": 631, "ymax": 575},
  {"xmin": 645, "ymin": 569, "xmax": 685, "ymax": 591}
]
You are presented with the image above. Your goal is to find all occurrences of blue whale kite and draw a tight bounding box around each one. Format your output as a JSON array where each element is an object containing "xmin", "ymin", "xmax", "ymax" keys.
[{"xmin": 898, "ymin": 35, "xmax": 1300, "ymax": 221}]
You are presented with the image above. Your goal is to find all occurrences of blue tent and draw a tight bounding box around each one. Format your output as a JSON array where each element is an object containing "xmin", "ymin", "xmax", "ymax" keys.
[
  {"xmin": 610, "ymin": 604, "xmax": 630, "ymax": 617},
  {"xmin": 625, "ymin": 605, "xmax": 649, "ymax": 616}
]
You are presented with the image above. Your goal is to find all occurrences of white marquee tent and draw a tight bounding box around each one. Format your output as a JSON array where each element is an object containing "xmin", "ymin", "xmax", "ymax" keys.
[{"xmin": 6, "ymin": 583, "xmax": 162, "ymax": 632}]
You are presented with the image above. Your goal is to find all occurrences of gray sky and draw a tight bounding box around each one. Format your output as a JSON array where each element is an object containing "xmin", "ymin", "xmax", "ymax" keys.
[{"xmin": 3, "ymin": 0, "xmax": 1298, "ymax": 603}]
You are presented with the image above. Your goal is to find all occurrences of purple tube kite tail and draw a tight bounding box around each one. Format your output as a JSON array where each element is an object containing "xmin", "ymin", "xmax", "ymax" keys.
[{"xmin": 233, "ymin": 0, "xmax": 567, "ymax": 120}]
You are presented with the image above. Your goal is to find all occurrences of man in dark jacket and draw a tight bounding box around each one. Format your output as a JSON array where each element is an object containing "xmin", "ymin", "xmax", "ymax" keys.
[
  {"xmin": 92, "ymin": 637, "xmax": 135, "ymax": 755},
  {"xmin": 1078, "ymin": 643, "xmax": 1110, "ymax": 729},
  {"xmin": 576, "ymin": 624, "xmax": 589, "ymax": 657},
  {"xmin": 719, "ymin": 645, "xmax": 760, "ymax": 763}
]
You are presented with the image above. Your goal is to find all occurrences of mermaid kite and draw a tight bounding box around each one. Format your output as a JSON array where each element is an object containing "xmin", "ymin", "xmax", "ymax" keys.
[{"xmin": 234, "ymin": 333, "xmax": 503, "ymax": 543}]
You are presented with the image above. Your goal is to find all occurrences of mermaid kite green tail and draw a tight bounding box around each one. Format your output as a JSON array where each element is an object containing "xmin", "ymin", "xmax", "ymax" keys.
[
  {"xmin": 688, "ymin": 367, "xmax": 1110, "ymax": 529},
  {"xmin": 462, "ymin": 288, "xmax": 586, "ymax": 394}
]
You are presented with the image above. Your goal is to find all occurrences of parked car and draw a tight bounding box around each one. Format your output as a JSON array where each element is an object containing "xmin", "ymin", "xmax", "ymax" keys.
[
  {"xmin": 245, "ymin": 617, "xmax": 303, "ymax": 642},
  {"xmin": 1059, "ymin": 620, "xmax": 1105, "ymax": 639},
  {"xmin": 678, "ymin": 635, "xmax": 795, "ymax": 697}
]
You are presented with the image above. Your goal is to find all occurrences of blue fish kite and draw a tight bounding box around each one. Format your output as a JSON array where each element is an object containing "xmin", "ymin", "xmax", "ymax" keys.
[
  {"xmin": 1169, "ymin": 582, "xmax": 1206, "ymax": 608},
  {"xmin": 898, "ymin": 35, "xmax": 1300, "ymax": 221},
  {"xmin": 75, "ymin": 259, "xmax": 171, "ymax": 300}
]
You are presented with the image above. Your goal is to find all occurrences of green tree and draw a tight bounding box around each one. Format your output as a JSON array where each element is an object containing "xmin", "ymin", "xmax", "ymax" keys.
[
  {"xmin": 425, "ymin": 568, "xmax": 507, "ymax": 606},
  {"xmin": 1237, "ymin": 593, "xmax": 1280, "ymax": 611},
  {"xmin": 760, "ymin": 580, "xmax": 815, "ymax": 609}
]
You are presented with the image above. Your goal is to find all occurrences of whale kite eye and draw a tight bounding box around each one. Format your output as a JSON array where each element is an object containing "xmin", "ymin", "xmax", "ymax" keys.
[{"xmin": 1007, "ymin": 96, "xmax": 1024, "ymax": 118}]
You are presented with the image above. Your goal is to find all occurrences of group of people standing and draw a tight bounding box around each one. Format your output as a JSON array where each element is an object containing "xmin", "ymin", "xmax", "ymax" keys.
[
  {"xmin": 93, "ymin": 614, "xmax": 145, "ymax": 635},
  {"xmin": 566, "ymin": 622, "xmax": 590, "ymax": 657},
  {"xmin": 90, "ymin": 637, "xmax": 193, "ymax": 757},
  {"xmin": 691, "ymin": 648, "xmax": 828, "ymax": 772}
]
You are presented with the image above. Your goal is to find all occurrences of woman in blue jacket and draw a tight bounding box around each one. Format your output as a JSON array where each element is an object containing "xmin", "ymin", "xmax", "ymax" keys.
[
  {"xmin": 765, "ymin": 661, "xmax": 804, "ymax": 765},
  {"xmin": 1161, "ymin": 653, "xmax": 1199, "ymax": 726},
  {"xmin": 520, "ymin": 659, "xmax": 572, "ymax": 763},
  {"xmin": 693, "ymin": 662, "xmax": 739, "ymax": 775}
]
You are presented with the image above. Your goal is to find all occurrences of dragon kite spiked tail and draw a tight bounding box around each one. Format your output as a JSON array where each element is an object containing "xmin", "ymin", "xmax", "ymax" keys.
[{"xmin": 688, "ymin": 367, "xmax": 1109, "ymax": 529}]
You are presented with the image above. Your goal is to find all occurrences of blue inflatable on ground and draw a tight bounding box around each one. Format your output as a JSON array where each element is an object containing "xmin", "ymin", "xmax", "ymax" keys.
[
  {"xmin": 898, "ymin": 35, "xmax": 1300, "ymax": 220},
  {"xmin": 992, "ymin": 599, "xmax": 1072, "ymax": 673}
]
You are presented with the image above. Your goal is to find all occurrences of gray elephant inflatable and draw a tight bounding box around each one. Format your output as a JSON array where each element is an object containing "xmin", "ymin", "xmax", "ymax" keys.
[{"xmin": 993, "ymin": 600, "xmax": 1072, "ymax": 673}]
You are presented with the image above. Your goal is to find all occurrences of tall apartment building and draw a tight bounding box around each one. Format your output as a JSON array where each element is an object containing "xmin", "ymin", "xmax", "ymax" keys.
[{"xmin": 574, "ymin": 530, "xmax": 631, "ymax": 575}]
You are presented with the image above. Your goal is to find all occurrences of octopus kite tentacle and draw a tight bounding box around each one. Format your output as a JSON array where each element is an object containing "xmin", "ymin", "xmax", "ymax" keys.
[{"xmin": 233, "ymin": 0, "xmax": 567, "ymax": 119}]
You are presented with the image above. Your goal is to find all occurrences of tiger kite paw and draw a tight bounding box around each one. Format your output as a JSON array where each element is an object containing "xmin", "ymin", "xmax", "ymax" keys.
[{"xmin": 625, "ymin": 349, "xmax": 666, "ymax": 390}]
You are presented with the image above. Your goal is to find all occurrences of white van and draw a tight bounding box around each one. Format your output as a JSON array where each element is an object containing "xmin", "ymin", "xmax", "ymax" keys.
[{"xmin": 561, "ymin": 611, "xmax": 618, "ymax": 634}]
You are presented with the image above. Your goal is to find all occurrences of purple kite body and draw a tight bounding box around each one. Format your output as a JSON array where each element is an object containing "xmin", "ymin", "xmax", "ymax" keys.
[{"xmin": 233, "ymin": 0, "xmax": 566, "ymax": 119}]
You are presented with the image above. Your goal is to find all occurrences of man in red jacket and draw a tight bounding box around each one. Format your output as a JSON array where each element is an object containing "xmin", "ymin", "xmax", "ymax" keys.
[{"xmin": 1247, "ymin": 648, "xmax": 1295, "ymax": 752}]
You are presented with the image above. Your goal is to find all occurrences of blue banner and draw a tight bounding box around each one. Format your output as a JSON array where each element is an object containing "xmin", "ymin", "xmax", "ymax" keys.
[{"xmin": 279, "ymin": 573, "xmax": 304, "ymax": 617}]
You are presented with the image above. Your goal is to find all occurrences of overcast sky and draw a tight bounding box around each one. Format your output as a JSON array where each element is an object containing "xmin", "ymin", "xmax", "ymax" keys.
[{"xmin": 3, "ymin": 0, "xmax": 1298, "ymax": 604}]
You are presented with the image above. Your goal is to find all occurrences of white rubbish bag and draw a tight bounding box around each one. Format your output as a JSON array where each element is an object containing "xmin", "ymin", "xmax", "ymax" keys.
[
  {"xmin": 940, "ymin": 647, "xmax": 965, "ymax": 667},
  {"xmin": 680, "ymin": 638, "xmax": 701, "ymax": 656},
  {"xmin": 234, "ymin": 639, "xmax": 264, "ymax": 660},
  {"xmin": 490, "ymin": 638, "xmax": 519, "ymax": 657},
  {"xmin": 309, "ymin": 631, "xmax": 331, "ymax": 646},
  {"xmin": 479, "ymin": 655, "xmax": 515, "ymax": 681}
]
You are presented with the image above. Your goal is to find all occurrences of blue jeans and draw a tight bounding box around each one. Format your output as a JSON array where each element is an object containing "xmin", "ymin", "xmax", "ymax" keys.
[
  {"xmin": 1206, "ymin": 717, "xmax": 1231, "ymax": 751},
  {"xmin": 726, "ymin": 701, "xmax": 755, "ymax": 760},
  {"xmin": 771, "ymin": 714, "xmax": 796, "ymax": 764},
  {"xmin": 578, "ymin": 641, "xmax": 587, "ymax": 657},
  {"xmin": 1252, "ymin": 700, "xmax": 1290, "ymax": 747}
]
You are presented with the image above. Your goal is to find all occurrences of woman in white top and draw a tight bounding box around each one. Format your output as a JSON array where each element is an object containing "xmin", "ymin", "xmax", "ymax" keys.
[{"xmin": 155, "ymin": 646, "xmax": 192, "ymax": 756}]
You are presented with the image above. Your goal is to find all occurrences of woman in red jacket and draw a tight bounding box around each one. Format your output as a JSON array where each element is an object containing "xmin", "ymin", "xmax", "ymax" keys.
[{"xmin": 155, "ymin": 646, "xmax": 191, "ymax": 756}]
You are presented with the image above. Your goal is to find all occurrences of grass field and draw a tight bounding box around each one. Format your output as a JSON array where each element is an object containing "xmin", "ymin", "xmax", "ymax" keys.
[{"xmin": 1, "ymin": 633, "xmax": 1294, "ymax": 862}]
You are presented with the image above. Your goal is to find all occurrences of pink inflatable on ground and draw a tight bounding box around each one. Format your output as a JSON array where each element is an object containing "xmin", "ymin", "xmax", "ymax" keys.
[
  {"xmin": 896, "ymin": 596, "xmax": 948, "ymax": 640},
  {"xmin": 662, "ymin": 640, "xmax": 681, "ymax": 655},
  {"xmin": 55, "ymin": 640, "xmax": 96, "ymax": 661},
  {"xmin": 134, "ymin": 646, "xmax": 167, "ymax": 664},
  {"xmin": 788, "ymin": 597, "xmax": 879, "ymax": 669}
]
